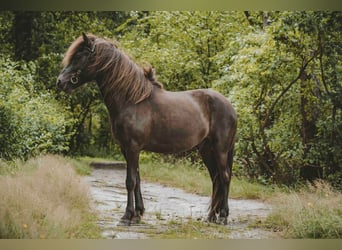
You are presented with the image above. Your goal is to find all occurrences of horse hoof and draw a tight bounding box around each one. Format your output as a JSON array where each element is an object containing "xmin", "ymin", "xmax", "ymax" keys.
[
  {"xmin": 118, "ymin": 217, "xmax": 131, "ymax": 226},
  {"xmin": 132, "ymin": 215, "xmax": 142, "ymax": 224},
  {"xmin": 206, "ymin": 215, "xmax": 217, "ymax": 224},
  {"xmin": 217, "ymin": 217, "xmax": 228, "ymax": 225}
]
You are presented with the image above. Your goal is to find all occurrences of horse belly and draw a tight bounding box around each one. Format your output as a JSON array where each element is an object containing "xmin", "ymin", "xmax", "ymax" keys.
[{"xmin": 145, "ymin": 113, "xmax": 209, "ymax": 154}]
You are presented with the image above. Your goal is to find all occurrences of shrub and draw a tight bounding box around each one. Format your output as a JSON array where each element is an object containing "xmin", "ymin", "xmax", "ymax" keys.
[{"xmin": 0, "ymin": 57, "xmax": 74, "ymax": 160}]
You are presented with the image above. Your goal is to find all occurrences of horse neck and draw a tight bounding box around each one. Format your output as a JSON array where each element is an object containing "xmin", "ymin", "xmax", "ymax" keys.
[
  {"xmin": 93, "ymin": 44, "xmax": 154, "ymax": 117},
  {"xmin": 95, "ymin": 74, "xmax": 126, "ymax": 119}
]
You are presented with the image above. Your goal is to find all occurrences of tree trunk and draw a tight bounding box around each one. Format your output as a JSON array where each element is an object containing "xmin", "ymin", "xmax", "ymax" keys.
[
  {"xmin": 13, "ymin": 12, "xmax": 39, "ymax": 61},
  {"xmin": 299, "ymin": 71, "xmax": 322, "ymax": 181}
]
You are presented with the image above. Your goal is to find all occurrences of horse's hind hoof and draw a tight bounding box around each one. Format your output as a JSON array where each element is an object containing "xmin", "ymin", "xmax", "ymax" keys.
[{"xmin": 132, "ymin": 215, "xmax": 142, "ymax": 224}]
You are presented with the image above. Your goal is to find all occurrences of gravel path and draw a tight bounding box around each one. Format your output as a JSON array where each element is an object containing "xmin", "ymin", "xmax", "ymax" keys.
[{"xmin": 84, "ymin": 165, "xmax": 278, "ymax": 239}]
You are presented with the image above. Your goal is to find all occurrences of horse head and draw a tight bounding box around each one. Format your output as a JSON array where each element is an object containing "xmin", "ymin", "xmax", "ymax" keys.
[{"xmin": 56, "ymin": 32, "xmax": 96, "ymax": 93}]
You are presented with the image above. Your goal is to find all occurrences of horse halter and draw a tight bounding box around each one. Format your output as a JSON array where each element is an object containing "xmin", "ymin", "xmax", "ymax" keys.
[{"xmin": 70, "ymin": 44, "xmax": 96, "ymax": 85}]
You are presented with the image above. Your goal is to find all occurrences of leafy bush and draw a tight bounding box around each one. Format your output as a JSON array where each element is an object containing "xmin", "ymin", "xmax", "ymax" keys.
[{"xmin": 0, "ymin": 57, "xmax": 74, "ymax": 160}]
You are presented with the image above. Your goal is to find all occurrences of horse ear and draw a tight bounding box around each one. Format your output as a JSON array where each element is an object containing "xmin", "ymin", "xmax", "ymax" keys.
[{"xmin": 82, "ymin": 32, "xmax": 92, "ymax": 48}]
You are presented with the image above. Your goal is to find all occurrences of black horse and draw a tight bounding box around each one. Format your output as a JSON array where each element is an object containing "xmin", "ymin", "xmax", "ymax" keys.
[{"xmin": 57, "ymin": 33, "xmax": 237, "ymax": 225}]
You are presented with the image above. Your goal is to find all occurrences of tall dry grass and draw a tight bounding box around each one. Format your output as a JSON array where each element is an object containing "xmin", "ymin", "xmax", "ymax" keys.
[
  {"xmin": 0, "ymin": 155, "xmax": 100, "ymax": 238},
  {"xmin": 264, "ymin": 181, "xmax": 342, "ymax": 238}
]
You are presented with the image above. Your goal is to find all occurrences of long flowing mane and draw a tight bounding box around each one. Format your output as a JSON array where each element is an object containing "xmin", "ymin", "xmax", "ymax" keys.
[{"xmin": 63, "ymin": 34, "xmax": 163, "ymax": 105}]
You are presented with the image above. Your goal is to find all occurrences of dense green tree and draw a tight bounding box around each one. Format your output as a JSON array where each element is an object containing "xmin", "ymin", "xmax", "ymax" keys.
[
  {"xmin": 120, "ymin": 11, "xmax": 248, "ymax": 90},
  {"xmin": 214, "ymin": 11, "xmax": 341, "ymax": 186}
]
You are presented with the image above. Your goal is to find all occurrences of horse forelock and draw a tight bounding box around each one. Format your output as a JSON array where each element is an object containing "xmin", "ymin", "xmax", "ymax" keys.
[
  {"xmin": 62, "ymin": 36, "xmax": 83, "ymax": 67},
  {"xmin": 62, "ymin": 34, "xmax": 98, "ymax": 67}
]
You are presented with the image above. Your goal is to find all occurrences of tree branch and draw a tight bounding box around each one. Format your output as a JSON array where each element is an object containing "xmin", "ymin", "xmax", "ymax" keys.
[
  {"xmin": 318, "ymin": 32, "xmax": 330, "ymax": 94},
  {"xmin": 243, "ymin": 11, "xmax": 254, "ymax": 26},
  {"xmin": 262, "ymin": 54, "xmax": 317, "ymax": 129}
]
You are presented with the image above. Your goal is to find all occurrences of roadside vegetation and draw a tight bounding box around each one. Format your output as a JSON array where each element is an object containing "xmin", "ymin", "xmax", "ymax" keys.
[
  {"xmin": 156, "ymin": 218, "xmax": 232, "ymax": 239},
  {"xmin": 262, "ymin": 181, "xmax": 342, "ymax": 238},
  {"xmin": 138, "ymin": 153, "xmax": 276, "ymax": 200},
  {"xmin": 0, "ymin": 155, "xmax": 101, "ymax": 239},
  {"xmin": 1, "ymin": 154, "xmax": 341, "ymax": 239}
]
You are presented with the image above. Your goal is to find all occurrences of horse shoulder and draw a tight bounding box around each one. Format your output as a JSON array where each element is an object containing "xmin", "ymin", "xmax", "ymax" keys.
[{"xmin": 109, "ymin": 103, "xmax": 152, "ymax": 147}]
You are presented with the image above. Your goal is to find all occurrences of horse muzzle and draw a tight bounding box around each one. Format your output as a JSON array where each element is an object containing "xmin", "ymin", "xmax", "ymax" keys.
[
  {"xmin": 56, "ymin": 77, "xmax": 65, "ymax": 91},
  {"xmin": 56, "ymin": 76, "xmax": 72, "ymax": 93}
]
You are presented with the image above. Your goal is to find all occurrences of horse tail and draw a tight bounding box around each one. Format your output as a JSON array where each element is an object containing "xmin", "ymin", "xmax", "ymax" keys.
[{"xmin": 227, "ymin": 142, "xmax": 234, "ymax": 192}]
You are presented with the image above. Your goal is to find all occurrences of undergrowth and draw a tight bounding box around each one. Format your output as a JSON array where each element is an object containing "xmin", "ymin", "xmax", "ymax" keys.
[
  {"xmin": 139, "ymin": 153, "xmax": 276, "ymax": 200},
  {"xmin": 0, "ymin": 155, "xmax": 101, "ymax": 239},
  {"xmin": 262, "ymin": 181, "xmax": 342, "ymax": 238}
]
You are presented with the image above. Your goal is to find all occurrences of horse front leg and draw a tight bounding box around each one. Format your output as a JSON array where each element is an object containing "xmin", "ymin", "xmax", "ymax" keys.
[
  {"xmin": 120, "ymin": 149, "xmax": 139, "ymax": 225},
  {"xmin": 133, "ymin": 169, "xmax": 145, "ymax": 222}
]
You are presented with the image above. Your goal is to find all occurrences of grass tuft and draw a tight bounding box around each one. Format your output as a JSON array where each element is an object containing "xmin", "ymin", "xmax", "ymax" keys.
[
  {"xmin": 151, "ymin": 217, "xmax": 232, "ymax": 239},
  {"xmin": 263, "ymin": 180, "xmax": 342, "ymax": 238},
  {"xmin": 140, "ymin": 157, "xmax": 212, "ymax": 196},
  {"xmin": 0, "ymin": 155, "xmax": 101, "ymax": 239},
  {"xmin": 139, "ymin": 155, "xmax": 275, "ymax": 200}
]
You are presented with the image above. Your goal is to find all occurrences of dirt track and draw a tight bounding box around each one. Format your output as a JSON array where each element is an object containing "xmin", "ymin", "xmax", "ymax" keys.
[{"xmin": 84, "ymin": 164, "xmax": 278, "ymax": 239}]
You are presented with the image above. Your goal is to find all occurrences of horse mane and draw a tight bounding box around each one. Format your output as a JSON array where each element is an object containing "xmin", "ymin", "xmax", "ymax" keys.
[
  {"xmin": 62, "ymin": 35, "xmax": 96, "ymax": 67},
  {"xmin": 63, "ymin": 34, "xmax": 163, "ymax": 105}
]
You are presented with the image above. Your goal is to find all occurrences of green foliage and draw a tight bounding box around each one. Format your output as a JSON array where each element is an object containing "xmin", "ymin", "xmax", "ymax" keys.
[
  {"xmin": 0, "ymin": 11, "xmax": 341, "ymax": 188},
  {"xmin": 213, "ymin": 11, "xmax": 342, "ymax": 186},
  {"xmin": 0, "ymin": 57, "xmax": 74, "ymax": 160},
  {"xmin": 0, "ymin": 11, "xmax": 131, "ymax": 159},
  {"xmin": 217, "ymin": 30, "xmax": 304, "ymax": 183},
  {"xmin": 120, "ymin": 11, "xmax": 247, "ymax": 90}
]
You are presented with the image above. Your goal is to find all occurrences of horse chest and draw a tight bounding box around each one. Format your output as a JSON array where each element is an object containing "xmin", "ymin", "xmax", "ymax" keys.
[{"xmin": 111, "ymin": 111, "xmax": 151, "ymax": 145}]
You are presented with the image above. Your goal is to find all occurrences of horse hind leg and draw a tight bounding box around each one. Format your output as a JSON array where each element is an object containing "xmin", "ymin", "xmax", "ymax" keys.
[
  {"xmin": 216, "ymin": 141, "xmax": 235, "ymax": 225},
  {"xmin": 209, "ymin": 137, "xmax": 234, "ymax": 225},
  {"xmin": 199, "ymin": 140, "xmax": 220, "ymax": 223}
]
